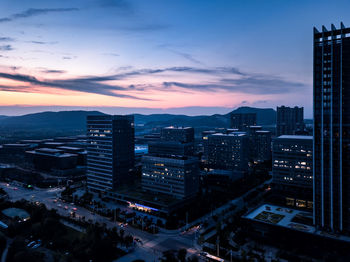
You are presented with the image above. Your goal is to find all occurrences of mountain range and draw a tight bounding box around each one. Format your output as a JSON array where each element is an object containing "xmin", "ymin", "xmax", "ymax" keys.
[{"xmin": 0, "ymin": 107, "xmax": 276, "ymax": 139}]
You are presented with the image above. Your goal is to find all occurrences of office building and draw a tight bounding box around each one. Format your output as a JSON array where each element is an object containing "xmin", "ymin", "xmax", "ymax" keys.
[
  {"xmin": 248, "ymin": 126, "xmax": 272, "ymax": 163},
  {"xmin": 272, "ymin": 135, "xmax": 313, "ymax": 209},
  {"xmin": 276, "ymin": 106, "xmax": 305, "ymax": 136},
  {"xmin": 230, "ymin": 113, "xmax": 257, "ymax": 131},
  {"xmin": 141, "ymin": 155, "xmax": 199, "ymax": 199},
  {"xmin": 314, "ymin": 23, "xmax": 350, "ymax": 232},
  {"xmin": 160, "ymin": 126, "xmax": 194, "ymax": 143},
  {"xmin": 207, "ymin": 132, "xmax": 249, "ymax": 172},
  {"xmin": 148, "ymin": 140, "xmax": 194, "ymax": 156},
  {"xmin": 86, "ymin": 115, "xmax": 134, "ymax": 192}
]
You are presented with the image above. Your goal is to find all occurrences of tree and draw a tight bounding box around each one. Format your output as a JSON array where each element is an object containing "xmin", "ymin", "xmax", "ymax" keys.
[{"xmin": 177, "ymin": 248, "xmax": 187, "ymax": 262}]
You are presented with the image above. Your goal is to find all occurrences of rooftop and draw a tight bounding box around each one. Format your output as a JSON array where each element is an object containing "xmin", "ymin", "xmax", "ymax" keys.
[
  {"xmin": 277, "ymin": 135, "xmax": 313, "ymax": 140},
  {"xmin": 163, "ymin": 126, "xmax": 192, "ymax": 130},
  {"xmin": 244, "ymin": 204, "xmax": 315, "ymax": 232},
  {"xmin": 244, "ymin": 204, "xmax": 350, "ymax": 242},
  {"xmin": 212, "ymin": 132, "xmax": 246, "ymax": 137}
]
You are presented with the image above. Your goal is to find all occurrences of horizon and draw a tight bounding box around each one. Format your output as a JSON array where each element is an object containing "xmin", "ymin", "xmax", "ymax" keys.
[
  {"xmin": 0, "ymin": 105, "xmax": 281, "ymax": 118},
  {"xmin": 1, "ymin": 0, "xmax": 349, "ymax": 117}
]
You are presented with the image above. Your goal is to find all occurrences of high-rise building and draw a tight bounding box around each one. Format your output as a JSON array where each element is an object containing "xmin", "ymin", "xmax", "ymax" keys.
[
  {"xmin": 86, "ymin": 115, "xmax": 134, "ymax": 192},
  {"xmin": 160, "ymin": 126, "xmax": 194, "ymax": 143},
  {"xmin": 230, "ymin": 113, "xmax": 257, "ymax": 131},
  {"xmin": 314, "ymin": 23, "xmax": 350, "ymax": 233},
  {"xmin": 141, "ymin": 155, "xmax": 199, "ymax": 199},
  {"xmin": 248, "ymin": 126, "xmax": 272, "ymax": 163},
  {"xmin": 207, "ymin": 132, "xmax": 249, "ymax": 172},
  {"xmin": 276, "ymin": 106, "xmax": 305, "ymax": 136},
  {"xmin": 141, "ymin": 126, "xmax": 199, "ymax": 199},
  {"xmin": 272, "ymin": 135, "xmax": 313, "ymax": 209}
]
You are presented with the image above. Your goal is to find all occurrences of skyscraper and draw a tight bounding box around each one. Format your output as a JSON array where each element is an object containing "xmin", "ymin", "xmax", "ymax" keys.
[
  {"xmin": 230, "ymin": 113, "xmax": 257, "ymax": 131},
  {"xmin": 314, "ymin": 23, "xmax": 350, "ymax": 233},
  {"xmin": 86, "ymin": 115, "xmax": 134, "ymax": 193},
  {"xmin": 276, "ymin": 106, "xmax": 305, "ymax": 136},
  {"xmin": 141, "ymin": 126, "xmax": 199, "ymax": 199}
]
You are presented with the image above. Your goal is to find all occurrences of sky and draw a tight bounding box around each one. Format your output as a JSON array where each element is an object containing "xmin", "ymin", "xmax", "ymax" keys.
[{"xmin": 0, "ymin": 0, "xmax": 349, "ymax": 117}]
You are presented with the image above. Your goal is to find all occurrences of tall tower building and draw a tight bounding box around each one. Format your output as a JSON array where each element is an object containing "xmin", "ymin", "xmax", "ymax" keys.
[
  {"xmin": 86, "ymin": 115, "xmax": 134, "ymax": 193},
  {"xmin": 230, "ymin": 113, "xmax": 257, "ymax": 131},
  {"xmin": 314, "ymin": 23, "xmax": 350, "ymax": 233},
  {"xmin": 276, "ymin": 106, "xmax": 305, "ymax": 136}
]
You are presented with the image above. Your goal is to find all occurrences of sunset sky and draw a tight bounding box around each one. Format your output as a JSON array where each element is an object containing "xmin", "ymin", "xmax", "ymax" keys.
[{"xmin": 0, "ymin": 0, "xmax": 349, "ymax": 117}]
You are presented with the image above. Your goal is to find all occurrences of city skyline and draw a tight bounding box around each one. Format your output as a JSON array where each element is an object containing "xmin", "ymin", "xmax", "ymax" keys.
[{"xmin": 0, "ymin": 0, "xmax": 349, "ymax": 118}]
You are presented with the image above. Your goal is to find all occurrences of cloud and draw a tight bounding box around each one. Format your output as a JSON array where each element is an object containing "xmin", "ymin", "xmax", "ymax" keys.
[
  {"xmin": 0, "ymin": 66, "xmax": 306, "ymax": 101},
  {"xmin": 29, "ymin": 41, "xmax": 58, "ymax": 45},
  {"xmin": 42, "ymin": 69, "xmax": 66, "ymax": 74},
  {"xmin": 0, "ymin": 37, "xmax": 15, "ymax": 42},
  {"xmin": 163, "ymin": 73, "xmax": 306, "ymax": 95},
  {"xmin": 62, "ymin": 56, "xmax": 77, "ymax": 60},
  {"xmin": 103, "ymin": 53, "xmax": 120, "ymax": 57},
  {"xmin": 0, "ymin": 72, "xmax": 152, "ymax": 100},
  {"xmin": 157, "ymin": 44, "xmax": 203, "ymax": 65},
  {"xmin": 0, "ymin": 8, "xmax": 79, "ymax": 23},
  {"xmin": 0, "ymin": 45, "xmax": 13, "ymax": 51}
]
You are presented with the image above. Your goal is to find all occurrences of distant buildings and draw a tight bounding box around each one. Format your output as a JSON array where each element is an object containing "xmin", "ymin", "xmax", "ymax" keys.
[
  {"xmin": 276, "ymin": 106, "xmax": 305, "ymax": 136},
  {"xmin": 160, "ymin": 126, "xmax": 194, "ymax": 143},
  {"xmin": 207, "ymin": 132, "xmax": 249, "ymax": 173},
  {"xmin": 141, "ymin": 126, "xmax": 199, "ymax": 199},
  {"xmin": 272, "ymin": 135, "xmax": 313, "ymax": 209},
  {"xmin": 26, "ymin": 148, "xmax": 78, "ymax": 171},
  {"xmin": 248, "ymin": 126, "xmax": 272, "ymax": 163},
  {"xmin": 86, "ymin": 115, "xmax": 134, "ymax": 193},
  {"xmin": 230, "ymin": 113, "xmax": 257, "ymax": 131},
  {"xmin": 313, "ymin": 23, "xmax": 350, "ymax": 233}
]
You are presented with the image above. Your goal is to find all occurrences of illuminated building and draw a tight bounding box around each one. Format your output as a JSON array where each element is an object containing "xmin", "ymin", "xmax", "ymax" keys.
[
  {"xmin": 86, "ymin": 115, "xmax": 134, "ymax": 192},
  {"xmin": 207, "ymin": 132, "xmax": 249, "ymax": 172},
  {"xmin": 272, "ymin": 135, "xmax": 313, "ymax": 209},
  {"xmin": 141, "ymin": 155, "xmax": 199, "ymax": 199},
  {"xmin": 314, "ymin": 23, "xmax": 350, "ymax": 232}
]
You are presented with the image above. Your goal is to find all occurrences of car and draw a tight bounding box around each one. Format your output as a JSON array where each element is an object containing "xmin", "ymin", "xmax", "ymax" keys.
[
  {"xmin": 27, "ymin": 241, "xmax": 36, "ymax": 248},
  {"xmin": 32, "ymin": 243, "xmax": 41, "ymax": 249}
]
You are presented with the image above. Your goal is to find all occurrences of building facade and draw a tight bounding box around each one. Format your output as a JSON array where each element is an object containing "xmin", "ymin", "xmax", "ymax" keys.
[
  {"xmin": 272, "ymin": 135, "xmax": 313, "ymax": 209},
  {"xmin": 276, "ymin": 106, "xmax": 305, "ymax": 136},
  {"xmin": 141, "ymin": 155, "xmax": 199, "ymax": 199},
  {"xmin": 207, "ymin": 132, "xmax": 249, "ymax": 172},
  {"xmin": 248, "ymin": 126, "xmax": 272, "ymax": 163},
  {"xmin": 230, "ymin": 113, "xmax": 257, "ymax": 131},
  {"xmin": 160, "ymin": 126, "xmax": 194, "ymax": 143},
  {"xmin": 314, "ymin": 23, "xmax": 350, "ymax": 233},
  {"xmin": 86, "ymin": 115, "xmax": 134, "ymax": 192}
]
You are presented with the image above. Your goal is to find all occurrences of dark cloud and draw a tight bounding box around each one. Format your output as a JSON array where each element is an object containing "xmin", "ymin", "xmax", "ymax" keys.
[
  {"xmin": 0, "ymin": 45, "xmax": 13, "ymax": 51},
  {"xmin": 0, "ymin": 37, "xmax": 15, "ymax": 42},
  {"xmin": 0, "ymin": 8, "xmax": 79, "ymax": 23},
  {"xmin": 103, "ymin": 53, "xmax": 120, "ymax": 57},
  {"xmin": 62, "ymin": 56, "xmax": 77, "ymax": 60},
  {"xmin": 29, "ymin": 41, "xmax": 58, "ymax": 45},
  {"xmin": 163, "ymin": 73, "xmax": 306, "ymax": 95},
  {"xmin": 42, "ymin": 69, "xmax": 66, "ymax": 74},
  {"xmin": 0, "ymin": 72, "xmax": 152, "ymax": 101}
]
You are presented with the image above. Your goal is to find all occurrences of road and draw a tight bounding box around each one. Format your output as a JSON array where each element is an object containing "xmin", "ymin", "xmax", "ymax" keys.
[
  {"xmin": 1, "ymin": 178, "xmax": 271, "ymax": 261},
  {"xmin": 0, "ymin": 183, "xmax": 202, "ymax": 261}
]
